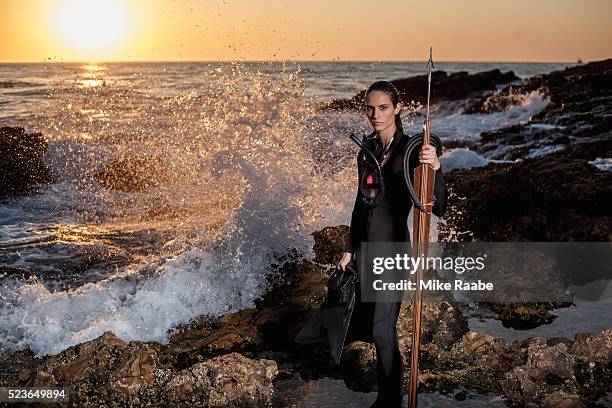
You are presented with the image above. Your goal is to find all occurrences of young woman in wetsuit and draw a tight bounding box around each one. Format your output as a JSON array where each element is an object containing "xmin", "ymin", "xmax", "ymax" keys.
[{"xmin": 337, "ymin": 80, "xmax": 447, "ymax": 407}]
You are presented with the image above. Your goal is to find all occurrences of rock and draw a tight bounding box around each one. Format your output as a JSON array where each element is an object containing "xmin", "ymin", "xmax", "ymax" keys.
[
  {"xmin": 439, "ymin": 137, "xmax": 610, "ymax": 326},
  {"xmin": 570, "ymin": 329, "xmax": 612, "ymax": 364},
  {"xmin": 541, "ymin": 390, "xmax": 585, "ymax": 408},
  {"xmin": 160, "ymin": 353, "xmax": 278, "ymax": 407},
  {"xmin": 0, "ymin": 126, "xmax": 53, "ymax": 197},
  {"xmin": 95, "ymin": 155, "xmax": 171, "ymax": 192},
  {"xmin": 419, "ymin": 331, "xmax": 523, "ymax": 395},
  {"xmin": 468, "ymin": 59, "xmax": 612, "ymax": 161},
  {"xmin": 321, "ymin": 69, "xmax": 519, "ymax": 110},
  {"xmin": 466, "ymin": 59, "xmax": 612, "ymax": 115},
  {"xmin": 338, "ymin": 341, "xmax": 377, "ymax": 391},
  {"xmin": 499, "ymin": 331, "xmax": 612, "ymax": 407},
  {"xmin": 0, "ymin": 265, "xmax": 40, "ymax": 282},
  {"xmin": 8, "ymin": 331, "xmax": 278, "ymax": 407},
  {"xmin": 440, "ymin": 137, "xmax": 612, "ymax": 242},
  {"xmin": 312, "ymin": 225, "xmax": 350, "ymax": 265},
  {"xmin": 0, "ymin": 349, "xmax": 40, "ymax": 381},
  {"xmin": 398, "ymin": 301, "xmax": 469, "ymax": 352},
  {"xmin": 480, "ymin": 302, "xmax": 569, "ymax": 330}
]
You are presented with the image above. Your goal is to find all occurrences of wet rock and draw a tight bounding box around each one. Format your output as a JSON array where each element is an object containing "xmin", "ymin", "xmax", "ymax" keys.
[
  {"xmin": 398, "ymin": 300, "xmax": 469, "ymax": 352},
  {"xmin": 501, "ymin": 340, "xmax": 579, "ymax": 407},
  {"xmin": 95, "ymin": 154, "xmax": 171, "ymax": 192},
  {"xmin": 480, "ymin": 302, "xmax": 568, "ymax": 330},
  {"xmin": 312, "ymin": 225, "xmax": 350, "ymax": 265},
  {"xmin": 440, "ymin": 136, "xmax": 611, "ymax": 327},
  {"xmin": 338, "ymin": 341, "xmax": 377, "ymax": 391},
  {"xmin": 420, "ymin": 331, "xmax": 523, "ymax": 395},
  {"xmin": 441, "ymin": 137, "xmax": 612, "ymax": 242},
  {"xmin": 160, "ymin": 352, "xmax": 278, "ymax": 407},
  {"xmin": 321, "ymin": 69, "xmax": 519, "ymax": 110},
  {"xmin": 8, "ymin": 331, "xmax": 278, "ymax": 407},
  {"xmin": 0, "ymin": 349, "xmax": 40, "ymax": 381},
  {"xmin": 466, "ymin": 59, "xmax": 612, "ymax": 115},
  {"xmin": 570, "ymin": 329, "xmax": 612, "ymax": 364},
  {"xmin": 541, "ymin": 390, "xmax": 585, "ymax": 408},
  {"xmin": 417, "ymin": 329, "xmax": 610, "ymax": 406},
  {"xmin": 468, "ymin": 59, "xmax": 612, "ymax": 161},
  {"xmin": 498, "ymin": 330, "xmax": 612, "ymax": 407},
  {"xmin": 0, "ymin": 265, "xmax": 40, "ymax": 282},
  {"xmin": 0, "ymin": 126, "xmax": 53, "ymax": 198}
]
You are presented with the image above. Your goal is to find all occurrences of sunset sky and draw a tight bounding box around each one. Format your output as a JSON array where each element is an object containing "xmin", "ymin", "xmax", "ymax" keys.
[{"xmin": 1, "ymin": 0, "xmax": 610, "ymax": 63}]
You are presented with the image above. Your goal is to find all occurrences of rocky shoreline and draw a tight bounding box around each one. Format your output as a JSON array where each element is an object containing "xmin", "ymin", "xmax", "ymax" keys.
[
  {"xmin": 1, "ymin": 59, "xmax": 611, "ymax": 406},
  {"xmin": 1, "ymin": 227, "xmax": 610, "ymax": 407}
]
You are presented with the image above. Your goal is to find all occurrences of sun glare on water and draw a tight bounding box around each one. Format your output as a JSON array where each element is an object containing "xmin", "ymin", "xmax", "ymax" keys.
[{"xmin": 54, "ymin": 0, "xmax": 129, "ymax": 53}]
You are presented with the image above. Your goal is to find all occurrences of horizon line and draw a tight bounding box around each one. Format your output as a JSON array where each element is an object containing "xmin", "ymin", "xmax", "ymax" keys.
[{"xmin": 0, "ymin": 58, "xmax": 585, "ymax": 65}]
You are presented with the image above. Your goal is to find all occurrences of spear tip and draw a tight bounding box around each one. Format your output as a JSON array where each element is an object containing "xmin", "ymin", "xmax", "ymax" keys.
[{"xmin": 427, "ymin": 47, "xmax": 434, "ymax": 70}]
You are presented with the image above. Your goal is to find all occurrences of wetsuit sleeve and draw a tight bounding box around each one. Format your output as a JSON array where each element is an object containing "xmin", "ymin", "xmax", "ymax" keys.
[
  {"xmin": 344, "ymin": 152, "xmax": 364, "ymax": 253},
  {"xmin": 432, "ymin": 167, "xmax": 447, "ymax": 217}
]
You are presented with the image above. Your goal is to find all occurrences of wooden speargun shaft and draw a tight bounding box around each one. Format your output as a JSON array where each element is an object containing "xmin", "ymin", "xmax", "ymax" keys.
[{"xmin": 407, "ymin": 47, "xmax": 435, "ymax": 408}]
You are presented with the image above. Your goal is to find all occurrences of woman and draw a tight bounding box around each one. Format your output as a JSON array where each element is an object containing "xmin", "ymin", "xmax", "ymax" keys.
[{"xmin": 337, "ymin": 80, "xmax": 447, "ymax": 407}]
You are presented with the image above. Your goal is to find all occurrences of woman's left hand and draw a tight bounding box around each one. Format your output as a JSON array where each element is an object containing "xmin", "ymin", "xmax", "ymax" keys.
[{"xmin": 419, "ymin": 144, "xmax": 441, "ymax": 170}]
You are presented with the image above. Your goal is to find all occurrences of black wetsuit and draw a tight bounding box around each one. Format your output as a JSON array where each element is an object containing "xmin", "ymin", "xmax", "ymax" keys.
[{"xmin": 344, "ymin": 127, "xmax": 447, "ymax": 407}]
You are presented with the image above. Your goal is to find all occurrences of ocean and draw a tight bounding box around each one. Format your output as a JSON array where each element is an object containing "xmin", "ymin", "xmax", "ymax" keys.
[{"xmin": 0, "ymin": 60, "xmax": 586, "ymax": 358}]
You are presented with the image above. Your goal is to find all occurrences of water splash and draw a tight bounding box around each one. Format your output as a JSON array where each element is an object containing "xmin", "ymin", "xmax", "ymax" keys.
[{"xmin": 1, "ymin": 62, "xmax": 354, "ymax": 356}]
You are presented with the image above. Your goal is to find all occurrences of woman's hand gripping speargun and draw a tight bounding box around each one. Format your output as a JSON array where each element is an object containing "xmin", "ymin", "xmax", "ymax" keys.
[{"xmin": 418, "ymin": 144, "xmax": 441, "ymax": 171}]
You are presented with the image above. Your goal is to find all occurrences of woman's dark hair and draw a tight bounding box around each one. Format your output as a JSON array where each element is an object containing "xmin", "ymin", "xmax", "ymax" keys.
[{"xmin": 365, "ymin": 80, "xmax": 404, "ymax": 134}]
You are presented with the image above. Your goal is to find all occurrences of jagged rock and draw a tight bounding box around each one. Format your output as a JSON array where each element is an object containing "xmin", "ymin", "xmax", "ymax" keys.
[
  {"xmin": 499, "ymin": 331, "xmax": 612, "ymax": 407},
  {"xmin": 159, "ymin": 353, "xmax": 278, "ymax": 407},
  {"xmin": 570, "ymin": 329, "xmax": 612, "ymax": 364},
  {"xmin": 465, "ymin": 59, "xmax": 612, "ymax": 115},
  {"xmin": 321, "ymin": 69, "xmax": 519, "ymax": 110},
  {"xmin": 0, "ymin": 126, "xmax": 53, "ymax": 197},
  {"xmin": 441, "ymin": 137, "xmax": 612, "ymax": 242},
  {"xmin": 541, "ymin": 390, "xmax": 585, "ymax": 408},
  {"xmin": 440, "ymin": 138, "xmax": 611, "ymax": 327},
  {"xmin": 419, "ymin": 331, "xmax": 523, "ymax": 395},
  {"xmin": 436, "ymin": 63, "xmax": 612, "ymax": 246},
  {"xmin": 0, "ymin": 265, "xmax": 40, "ymax": 282},
  {"xmin": 480, "ymin": 302, "xmax": 568, "ymax": 330},
  {"xmin": 312, "ymin": 225, "xmax": 350, "ymax": 265},
  {"xmin": 501, "ymin": 339, "xmax": 579, "ymax": 407},
  {"xmin": 0, "ymin": 349, "xmax": 40, "ymax": 381},
  {"xmin": 466, "ymin": 59, "xmax": 612, "ymax": 161},
  {"xmin": 338, "ymin": 341, "xmax": 377, "ymax": 391},
  {"xmin": 9, "ymin": 331, "xmax": 278, "ymax": 407}
]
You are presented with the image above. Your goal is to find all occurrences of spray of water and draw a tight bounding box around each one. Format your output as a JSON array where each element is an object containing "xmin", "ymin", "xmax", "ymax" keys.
[{"xmin": 1, "ymin": 62, "xmax": 359, "ymax": 356}]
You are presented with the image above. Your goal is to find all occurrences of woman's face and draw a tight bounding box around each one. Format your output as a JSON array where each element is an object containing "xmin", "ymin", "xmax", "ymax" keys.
[{"xmin": 365, "ymin": 90, "xmax": 400, "ymax": 133}]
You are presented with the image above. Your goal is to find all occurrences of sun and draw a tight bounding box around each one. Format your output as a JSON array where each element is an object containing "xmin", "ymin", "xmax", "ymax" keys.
[{"xmin": 54, "ymin": 0, "xmax": 129, "ymax": 52}]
